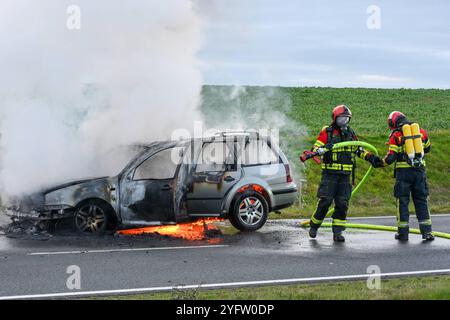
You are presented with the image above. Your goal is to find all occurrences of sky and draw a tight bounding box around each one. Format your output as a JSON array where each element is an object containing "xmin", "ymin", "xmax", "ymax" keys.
[{"xmin": 196, "ymin": 0, "xmax": 450, "ymax": 88}]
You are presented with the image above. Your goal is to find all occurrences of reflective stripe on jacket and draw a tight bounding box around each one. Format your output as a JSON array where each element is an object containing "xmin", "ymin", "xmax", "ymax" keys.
[{"xmin": 312, "ymin": 125, "xmax": 368, "ymax": 174}]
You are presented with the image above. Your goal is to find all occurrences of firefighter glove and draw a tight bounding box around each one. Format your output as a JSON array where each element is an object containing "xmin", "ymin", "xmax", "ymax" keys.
[{"xmin": 366, "ymin": 154, "xmax": 384, "ymax": 168}]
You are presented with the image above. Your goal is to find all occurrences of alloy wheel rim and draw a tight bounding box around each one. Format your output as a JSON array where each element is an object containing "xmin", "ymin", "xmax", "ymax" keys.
[
  {"xmin": 238, "ymin": 197, "xmax": 264, "ymax": 226},
  {"xmin": 75, "ymin": 204, "xmax": 106, "ymax": 233}
]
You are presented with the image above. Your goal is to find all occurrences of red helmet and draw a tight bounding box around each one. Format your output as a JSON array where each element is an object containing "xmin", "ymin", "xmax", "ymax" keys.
[
  {"xmin": 332, "ymin": 105, "xmax": 352, "ymax": 122},
  {"xmin": 388, "ymin": 111, "xmax": 407, "ymax": 129}
]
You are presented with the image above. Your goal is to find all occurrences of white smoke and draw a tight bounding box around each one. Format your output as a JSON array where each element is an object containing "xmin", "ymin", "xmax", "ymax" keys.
[
  {"xmin": 201, "ymin": 85, "xmax": 306, "ymax": 185},
  {"xmin": 201, "ymin": 86, "xmax": 294, "ymax": 131},
  {"xmin": 0, "ymin": 0, "xmax": 203, "ymax": 198}
]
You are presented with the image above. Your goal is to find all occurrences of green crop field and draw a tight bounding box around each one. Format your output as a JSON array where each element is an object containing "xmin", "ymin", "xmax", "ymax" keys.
[{"xmin": 201, "ymin": 86, "xmax": 450, "ymax": 218}]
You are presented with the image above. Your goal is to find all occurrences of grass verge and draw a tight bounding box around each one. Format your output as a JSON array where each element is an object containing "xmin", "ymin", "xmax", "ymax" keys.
[{"xmin": 97, "ymin": 275, "xmax": 450, "ymax": 300}]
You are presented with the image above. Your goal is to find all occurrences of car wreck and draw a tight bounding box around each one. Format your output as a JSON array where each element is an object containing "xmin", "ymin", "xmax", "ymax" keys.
[{"xmin": 5, "ymin": 132, "xmax": 298, "ymax": 234}]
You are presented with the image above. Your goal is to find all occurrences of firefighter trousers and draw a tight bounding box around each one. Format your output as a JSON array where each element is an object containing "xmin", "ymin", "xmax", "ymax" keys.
[
  {"xmin": 394, "ymin": 168, "xmax": 432, "ymax": 235},
  {"xmin": 310, "ymin": 172, "xmax": 352, "ymax": 234}
]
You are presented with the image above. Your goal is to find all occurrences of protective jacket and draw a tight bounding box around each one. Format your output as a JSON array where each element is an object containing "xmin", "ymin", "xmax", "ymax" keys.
[{"xmin": 312, "ymin": 125, "xmax": 371, "ymax": 175}]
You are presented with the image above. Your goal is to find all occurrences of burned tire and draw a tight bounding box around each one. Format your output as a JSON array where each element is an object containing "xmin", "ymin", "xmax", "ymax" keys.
[
  {"xmin": 229, "ymin": 191, "xmax": 269, "ymax": 232},
  {"xmin": 74, "ymin": 200, "xmax": 113, "ymax": 235}
]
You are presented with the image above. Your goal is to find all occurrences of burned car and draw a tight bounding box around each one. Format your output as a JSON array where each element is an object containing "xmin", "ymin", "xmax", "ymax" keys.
[{"xmin": 6, "ymin": 132, "xmax": 298, "ymax": 234}]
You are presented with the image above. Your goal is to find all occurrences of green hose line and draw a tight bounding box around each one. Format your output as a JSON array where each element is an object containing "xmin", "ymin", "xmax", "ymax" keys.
[
  {"xmin": 323, "ymin": 141, "xmax": 379, "ymax": 217},
  {"xmin": 299, "ymin": 221, "xmax": 450, "ymax": 240}
]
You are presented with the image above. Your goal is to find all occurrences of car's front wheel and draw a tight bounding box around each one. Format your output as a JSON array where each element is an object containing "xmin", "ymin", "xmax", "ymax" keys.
[
  {"xmin": 74, "ymin": 200, "xmax": 110, "ymax": 235},
  {"xmin": 229, "ymin": 191, "xmax": 269, "ymax": 231}
]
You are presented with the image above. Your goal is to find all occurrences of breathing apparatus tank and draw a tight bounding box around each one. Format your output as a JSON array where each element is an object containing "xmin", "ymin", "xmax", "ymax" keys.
[
  {"xmin": 411, "ymin": 123, "xmax": 424, "ymax": 158},
  {"xmin": 401, "ymin": 123, "xmax": 424, "ymax": 167}
]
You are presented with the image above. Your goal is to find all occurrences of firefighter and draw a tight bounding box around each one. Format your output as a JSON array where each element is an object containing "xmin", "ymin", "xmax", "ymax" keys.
[
  {"xmin": 379, "ymin": 111, "xmax": 434, "ymax": 241},
  {"xmin": 309, "ymin": 105, "xmax": 383, "ymax": 242}
]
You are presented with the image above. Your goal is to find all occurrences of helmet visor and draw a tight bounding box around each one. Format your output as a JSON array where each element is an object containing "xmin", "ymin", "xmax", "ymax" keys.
[{"xmin": 336, "ymin": 116, "xmax": 350, "ymax": 127}]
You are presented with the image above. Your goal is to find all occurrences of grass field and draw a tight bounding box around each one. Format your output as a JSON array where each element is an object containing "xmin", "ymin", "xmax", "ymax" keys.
[
  {"xmin": 202, "ymin": 86, "xmax": 450, "ymax": 218},
  {"xmin": 100, "ymin": 275, "xmax": 450, "ymax": 300}
]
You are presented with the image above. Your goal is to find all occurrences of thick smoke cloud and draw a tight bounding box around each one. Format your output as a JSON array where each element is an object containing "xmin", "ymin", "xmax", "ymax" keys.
[{"xmin": 0, "ymin": 0, "xmax": 203, "ymax": 198}]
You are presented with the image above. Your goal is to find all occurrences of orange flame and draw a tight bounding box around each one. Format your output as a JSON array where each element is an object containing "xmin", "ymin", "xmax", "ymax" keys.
[
  {"xmin": 237, "ymin": 184, "xmax": 265, "ymax": 195},
  {"xmin": 117, "ymin": 218, "xmax": 223, "ymax": 241}
]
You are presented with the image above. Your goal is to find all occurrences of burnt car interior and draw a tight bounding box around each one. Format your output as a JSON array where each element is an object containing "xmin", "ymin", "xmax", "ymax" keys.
[{"xmin": 120, "ymin": 146, "xmax": 183, "ymax": 223}]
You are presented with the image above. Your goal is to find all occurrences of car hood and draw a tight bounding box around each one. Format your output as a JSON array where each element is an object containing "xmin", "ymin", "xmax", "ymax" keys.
[
  {"xmin": 6, "ymin": 177, "xmax": 110, "ymax": 213},
  {"xmin": 42, "ymin": 176, "xmax": 109, "ymax": 194}
]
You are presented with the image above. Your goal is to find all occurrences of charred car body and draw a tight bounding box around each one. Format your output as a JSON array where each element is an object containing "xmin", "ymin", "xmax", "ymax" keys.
[{"xmin": 6, "ymin": 132, "xmax": 298, "ymax": 234}]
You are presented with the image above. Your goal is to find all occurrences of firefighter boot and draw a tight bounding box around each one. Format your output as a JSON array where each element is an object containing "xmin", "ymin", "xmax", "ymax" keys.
[
  {"xmin": 422, "ymin": 233, "xmax": 435, "ymax": 241},
  {"xmin": 395, "ymin": 233, "xmax": 409, "ymax": 241},
  {"xmin": 333, "ymin": 233, "xmax": 345, "ymax": 242},
  {"xmin": 309, "ymin": 226, "xmax": 318, "ymax": 238}
]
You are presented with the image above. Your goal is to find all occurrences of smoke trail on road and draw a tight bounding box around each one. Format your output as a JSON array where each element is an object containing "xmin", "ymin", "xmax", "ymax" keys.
[{"xmin": 0, "ymin": 0, "xmax": 203, "ymax": 199}]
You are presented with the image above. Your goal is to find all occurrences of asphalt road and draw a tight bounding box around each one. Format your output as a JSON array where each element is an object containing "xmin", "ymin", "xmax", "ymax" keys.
[{"xmin": 0, "ymin": 215, "xmax": 450, "ymax": 299}]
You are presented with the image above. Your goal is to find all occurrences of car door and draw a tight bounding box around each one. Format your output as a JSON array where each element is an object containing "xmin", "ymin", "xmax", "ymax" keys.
[
  {"xmin": 186, "ymin": 140, "xmax": 242, "ymax": 215},
  {"xmin": 119, "ymin": 146, "xmax": 183, "ymax": 225}
]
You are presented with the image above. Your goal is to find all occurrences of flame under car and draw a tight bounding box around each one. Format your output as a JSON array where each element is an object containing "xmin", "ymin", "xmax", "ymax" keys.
[{"xmin": 7, "ymin": 132, "xmax": 298, "ymax": 234}]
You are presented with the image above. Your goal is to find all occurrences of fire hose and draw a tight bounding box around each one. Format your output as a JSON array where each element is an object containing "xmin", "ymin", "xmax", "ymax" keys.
[{"xmin": 299, "ymin": 141, "xmax": 450, "ymax": 240}]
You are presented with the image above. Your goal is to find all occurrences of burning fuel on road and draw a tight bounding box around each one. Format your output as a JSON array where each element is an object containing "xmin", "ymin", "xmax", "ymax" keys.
[{"xmin": 117, "ymin": 218, "xmax": 224, "ymax": 242}]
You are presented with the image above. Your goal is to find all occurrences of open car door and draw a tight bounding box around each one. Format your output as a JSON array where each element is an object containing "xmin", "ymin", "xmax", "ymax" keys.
[
  {"xmin": 119, "ymin": 146, "xmax": 183, "ymax": 225},
  {"xmin": 184, "ymin": 139, "xmax": 242, "ymax": 216},
  {"xmin": 173, "ymin": 139, "xmax": 199, "ymax": 222}
]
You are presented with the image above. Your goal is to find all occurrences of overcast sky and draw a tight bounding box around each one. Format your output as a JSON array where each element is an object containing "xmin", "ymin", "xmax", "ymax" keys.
[{"xmin": 197, "ymin": 0, "xmax": 450, "ymax": 88}]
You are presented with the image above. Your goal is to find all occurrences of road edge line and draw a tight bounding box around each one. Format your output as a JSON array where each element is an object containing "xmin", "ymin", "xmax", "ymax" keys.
[
  {"xmin": 1, "ymin": 268, "xmax": 450, "ymax": 300},
  {"xmin": 27, "ymin": 244, "xmax": 229, "ymax": 256}
]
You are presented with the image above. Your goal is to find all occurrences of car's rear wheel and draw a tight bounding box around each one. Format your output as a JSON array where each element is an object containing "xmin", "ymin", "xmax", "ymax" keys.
[
  {"xmin": 74, "ymin": 200, "xmax": 110, "ymax": 235},
  {"xmin": 229, "ymin": 191, "xmax": 269, "ymax": 231}
]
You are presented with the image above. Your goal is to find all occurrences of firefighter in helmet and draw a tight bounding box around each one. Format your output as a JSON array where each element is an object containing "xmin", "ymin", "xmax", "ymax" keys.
[
  {"xmin": 379, "ymin": 111, "xmax": 434, "ymax": 241},
  {"xmin": 309, "ymin": 105, "xmax": 383, "ymax": 242}
]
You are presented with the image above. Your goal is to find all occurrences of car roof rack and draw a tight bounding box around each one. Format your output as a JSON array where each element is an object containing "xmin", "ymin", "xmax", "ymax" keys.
[{"xmin": 213, "ymin": 130, "xmax": 261, "ymax": 138}]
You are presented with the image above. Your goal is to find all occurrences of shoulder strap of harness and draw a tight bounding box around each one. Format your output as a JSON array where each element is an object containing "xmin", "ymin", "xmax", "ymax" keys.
[
  {"xmin": 389, "ymin": 129, "xmax": 401, "ymax": 178},
  {"xmin": 347, "ymin": 127, "xmax": 357, "ymax": 140},
  {"xmin": 326, "ymin": 125, "xmax": 334, "ymax": 144}
]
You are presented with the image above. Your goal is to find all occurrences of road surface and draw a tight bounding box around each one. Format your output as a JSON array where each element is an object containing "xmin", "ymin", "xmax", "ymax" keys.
[{"xmin": 0, "ymin": 215, "xmax": 449, "ymax": 299}]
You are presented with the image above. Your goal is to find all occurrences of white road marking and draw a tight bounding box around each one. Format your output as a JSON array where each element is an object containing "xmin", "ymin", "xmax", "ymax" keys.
[
  {"xmin": 27, "ymin": 244, "xmax": 229, "ymax": 256},
  {"xmin": 1, "ymin": 268, "xmax": 450, "ymax": 300}
]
